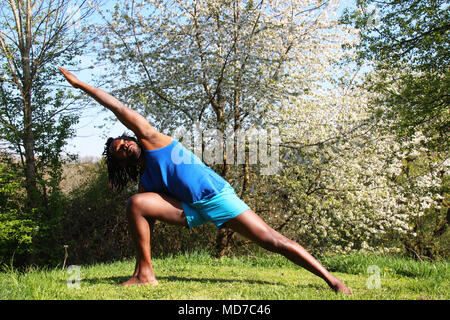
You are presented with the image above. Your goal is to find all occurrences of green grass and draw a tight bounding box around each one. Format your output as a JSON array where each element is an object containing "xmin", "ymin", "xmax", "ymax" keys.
[{"xmin": 0, "ymin": 252, "xmax": 448, "ymax": 300}]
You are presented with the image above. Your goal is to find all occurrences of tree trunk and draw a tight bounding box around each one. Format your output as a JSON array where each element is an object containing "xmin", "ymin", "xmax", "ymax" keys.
[
  {"xmin": 23, "ymin": 84, "xmax": 37, "ymax": 202},
  {"xmin": 22, "ymin": 0, "xmax": 38, "ymax": 203}
]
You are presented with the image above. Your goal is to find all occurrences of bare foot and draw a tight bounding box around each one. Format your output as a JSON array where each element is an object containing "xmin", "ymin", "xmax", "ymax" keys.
[
  {"xmin": 329, "ymin": 276, "xmax": 353, "ymax": 295},
  {"xmin": 120, "ymin": 274, "xmax": 159, "ymax": 286},
  {"xmin": 332, "ymin": 282, "xmax": 353, "ymax": 295}
]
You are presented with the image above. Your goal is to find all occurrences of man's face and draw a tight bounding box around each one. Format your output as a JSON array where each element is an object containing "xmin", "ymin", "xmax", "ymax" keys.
[{"xmin": 109, "ymin": 138, "xmax": 142, "ymax": 166}]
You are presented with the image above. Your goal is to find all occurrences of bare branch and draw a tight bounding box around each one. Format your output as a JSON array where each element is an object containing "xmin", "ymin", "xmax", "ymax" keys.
[{"xmin": 0, "ymin": 31, "xmax": 23, "ymax": 90}]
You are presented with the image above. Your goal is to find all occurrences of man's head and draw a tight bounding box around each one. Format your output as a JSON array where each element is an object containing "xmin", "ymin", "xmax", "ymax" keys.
[
  {"xmin": 103, "ymin": 134, "xmax": 143, "ymax": 191},
  {"xmin": 108, "ymin": 135, "xmax": 142, "ymax": 166}
]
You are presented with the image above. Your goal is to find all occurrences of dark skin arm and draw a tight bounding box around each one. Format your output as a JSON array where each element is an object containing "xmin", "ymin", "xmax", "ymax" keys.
[{"xmin": 58, "ymin": 67, "xmax": 172, "ymax": 150}]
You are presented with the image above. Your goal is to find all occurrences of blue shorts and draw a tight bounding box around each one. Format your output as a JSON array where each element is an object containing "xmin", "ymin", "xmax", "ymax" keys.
[{"xmin": 181, "ymin": 184, "xmax": 250, "ymax": 229}]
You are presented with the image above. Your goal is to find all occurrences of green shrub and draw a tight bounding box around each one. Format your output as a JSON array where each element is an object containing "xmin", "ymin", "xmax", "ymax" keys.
[{"xmin": 0, "ymin": 164, "xmax": 39, "ymax": 265}]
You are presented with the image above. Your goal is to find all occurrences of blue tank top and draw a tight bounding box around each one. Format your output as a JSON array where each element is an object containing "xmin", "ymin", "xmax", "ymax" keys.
[{"xmin": 139, "ymin": 139, "xmax": 228, "ymax": 203}]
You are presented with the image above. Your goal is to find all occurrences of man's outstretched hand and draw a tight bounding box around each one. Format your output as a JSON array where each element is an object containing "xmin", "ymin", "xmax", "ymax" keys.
[{"xmin": 59, "ymin": 67, "xmax": 81, "ymax": 88}]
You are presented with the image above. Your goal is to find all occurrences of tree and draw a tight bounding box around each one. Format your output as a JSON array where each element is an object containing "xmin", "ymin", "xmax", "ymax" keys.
[
  {"xmin": 267, "ymin": 74, "xmax": 448, "ymax": 256},
  {"xmin": 94, "ymin": 0, "xmax": 355, "ymax": 254},
  {"xmin": 0, "ymin": 161, "xmax": 37, "ymax": 264},
  {"xmin": 331, "ymin": 0, "xmax": 450, "ymax": 258},
  {"xmin": 92, "ymin": 0, "xmax": 448, "ymax": 258},
  {"xmin": 342, "ymin": 0, "xmax": 449, "ymax": 152},
  {"xmin": 0, "ymin": 0, "xmax": 97, "ymax": 204},
  {"xmin": 94, "ymin": 0, "xmax": 352, "ymax": 161}
]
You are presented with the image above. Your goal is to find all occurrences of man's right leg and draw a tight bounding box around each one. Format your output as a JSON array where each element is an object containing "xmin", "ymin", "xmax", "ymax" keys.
[{"xmin": 121, "ymin": 192, "xmax": 188, "ymax": 286}]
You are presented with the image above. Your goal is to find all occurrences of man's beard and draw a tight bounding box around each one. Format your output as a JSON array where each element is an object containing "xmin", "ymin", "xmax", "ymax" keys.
[{"xmin": 126, "ymin": 143, "xmax": 141, "ymax": 163}]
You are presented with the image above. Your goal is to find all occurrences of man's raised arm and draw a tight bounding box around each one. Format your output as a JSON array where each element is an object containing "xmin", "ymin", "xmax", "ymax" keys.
[{"xmin": 59, "ymin": 67, "xmax": 168, "ymax": 148}]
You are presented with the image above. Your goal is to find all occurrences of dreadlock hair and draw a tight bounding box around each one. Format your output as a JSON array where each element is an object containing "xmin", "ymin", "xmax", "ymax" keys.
[{"xmin": 103, "ymin": 133, "xmax": 142, "ymax": 192}]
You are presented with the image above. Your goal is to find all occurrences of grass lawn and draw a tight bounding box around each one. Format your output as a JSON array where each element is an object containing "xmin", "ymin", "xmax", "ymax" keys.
[{"xmin": 0, "ymin": 252, "xmax": 448, "ymax": 300}]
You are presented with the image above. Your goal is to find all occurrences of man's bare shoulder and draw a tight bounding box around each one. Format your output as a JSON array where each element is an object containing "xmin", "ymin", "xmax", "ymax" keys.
[{"xmin": 139, "ymin": 132, "xmax": 173, "ymax": 151}]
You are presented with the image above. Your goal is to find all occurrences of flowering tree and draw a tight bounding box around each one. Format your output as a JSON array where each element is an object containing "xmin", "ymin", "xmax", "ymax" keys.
[
  {"xmin": 264, "ymin": 52, "xmax": 448, "ymax": 256},
  {"xmin": 94, "ymin": 0, "xmax": 360, "ymax": 254},
  {"xmin": 94, "ymin": 0, "xmax": 448, "ymax": 257},
  {"xmin": 342, "ymin": 0, "xmax": 449, "ymax": 153},
  {"xmin": 94, "ymin": 0, "xmax": 351, "ymax": 142}
]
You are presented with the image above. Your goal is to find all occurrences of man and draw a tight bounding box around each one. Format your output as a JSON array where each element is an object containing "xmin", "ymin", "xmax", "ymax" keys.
[{"xmin": 59, "ymin": 67, "xmax": 352, "ymax": 294}]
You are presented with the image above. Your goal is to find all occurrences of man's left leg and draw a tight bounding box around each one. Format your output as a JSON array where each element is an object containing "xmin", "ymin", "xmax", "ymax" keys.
[{"xmin": 224, "ymin": 209, "xmax": 352, "ymax": 294}]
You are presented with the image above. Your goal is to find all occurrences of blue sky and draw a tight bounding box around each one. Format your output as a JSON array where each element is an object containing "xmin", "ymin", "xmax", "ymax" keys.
[
  {"xmin": 63, "ymin": 1, "xmax": 125, "ymax": 159},
  {"xmin": 63, "ymin": 64, "xmax": 126, "ymax": 159}
]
